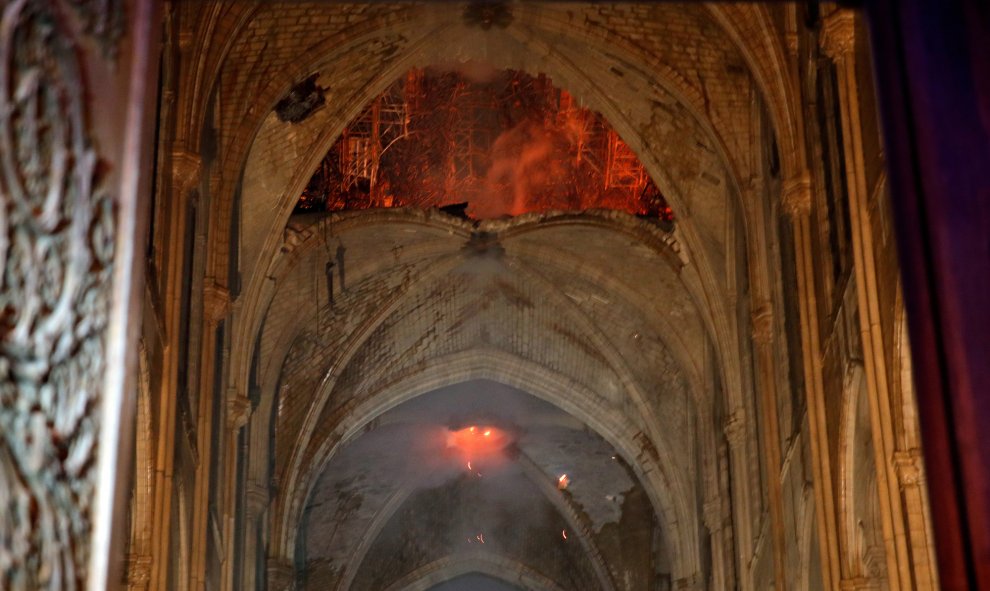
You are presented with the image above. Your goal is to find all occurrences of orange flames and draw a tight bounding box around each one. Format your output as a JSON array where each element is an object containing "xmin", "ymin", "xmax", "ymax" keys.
[
  {"xmin": 296, "ymin": 67, "xmax": 675, "ymax": 224},
  {"xmin": 447, "ymin": 425, "xmax": 511, "ymax": 475}
]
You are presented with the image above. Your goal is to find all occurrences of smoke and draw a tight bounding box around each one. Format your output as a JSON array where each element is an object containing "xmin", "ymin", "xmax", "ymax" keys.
[
  {"xmin": 304, "ymin": 380, "xmax": 638, "ymax": 572},
  {"xmin": 471, "ymin": 110, "xmax": 597, "ymax": 218},
  {"xmin": 481, "ymin": 120, "xmax": 556, "ymax": 217}
]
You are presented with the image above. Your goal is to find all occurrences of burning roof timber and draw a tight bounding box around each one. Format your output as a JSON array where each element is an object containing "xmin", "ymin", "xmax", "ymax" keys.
[{"xmin": 295, "ymin": 66, "xmax": 675, "ymax": 225}]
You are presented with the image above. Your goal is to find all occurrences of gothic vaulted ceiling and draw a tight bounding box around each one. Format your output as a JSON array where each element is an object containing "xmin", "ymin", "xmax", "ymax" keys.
[{"xmin": 169, "ymin": 1, "xmax": 799, "ymax": 589}]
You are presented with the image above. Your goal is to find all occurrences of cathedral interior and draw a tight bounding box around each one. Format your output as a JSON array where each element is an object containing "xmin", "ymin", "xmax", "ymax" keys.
[{"xmin": 2, "ymin": 1, "xmax": 989, "ymax": 590}]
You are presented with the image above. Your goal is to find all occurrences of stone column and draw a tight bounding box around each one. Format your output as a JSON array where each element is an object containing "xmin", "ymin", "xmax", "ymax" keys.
[
  {"xmin": 782, "ymin": 172, "xmax": 842, "ymax": 591},
  {"xmin": 220, "ymin": 389, "xmax": 251, "ymax": 591},
  {"xmin": 148, "ymin": 147, "xmax": 203, "ymax": 591},
  {"xmin": 704, "ymin": 494, "xmax": 732, "ymax": 591},
  {"xmin": 723, "ymin": 408, "xmax": 754, "ymax": 589},
  {"xmin": 893, "ymin": 449, "xmax": 938, "ymax": 589},
  {"xmin": 241, "ymin": 480, "xmax": 271, "ymax": 590},
  {"xmin": 750, "ymin": 304, "xmax": 788, "ymax": 591},
  {"xmin": 190, "ymin": 282, "xmax": 230, "ymax": 591},
  {"xmin": 822, "ymin": 7, "xmax": 936, "ymax": 589}
]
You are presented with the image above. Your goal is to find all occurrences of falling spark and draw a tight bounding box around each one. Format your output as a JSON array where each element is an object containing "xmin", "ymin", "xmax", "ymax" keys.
[
  {"xmin": 476, "ymin": 533, "xmax": 485, "ymax": 544},
  {"xmin": 467, "ymin": 461, "xmax": 472, "ymax": 470},
  {"xmin": 558, "ymin": 474, "xmax": 570, "ymax": 490},
  {"xmin": 562, "ymin": 530, "xmax": 568, "ymax": 540}
]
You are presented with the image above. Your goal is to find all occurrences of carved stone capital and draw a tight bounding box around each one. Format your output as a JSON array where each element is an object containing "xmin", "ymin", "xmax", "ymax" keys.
[
  {"xmin": 125, "ymin": 553, "xmax": 153, "ymax": 588},
  {"xmin": 268, "ymin": 558, "xmax": 295, "ymax": 591},
  {"xmin": 674, "ymin": 574, "xmax": 705, "ymax": 591},
  {"xmin": 203, "ymin": 283, "xmax": 230, "ymax": 323},
  {"xmin": 751, "ymin": 304, "xmax": 774, "ymax": 345},
  {"xmin": 785, "ymin": 31, "xmax": 799, "ymax": 57},
  {"xmin": 724, "ymin": 411, "xmax": 747, "ymax": 447},
  {"xmin": 894, "ymin": 449, "xmax": 925, "ymax": 487},
  {"xmin": 782, "ymin": 171, "xmax": 813, "ymax": 218},
  {"xmin": 226, "ymin": 390, "xmax": 252, "ymax": 430},
  {"xmin": 171, "ymin": 149, "xmax": 202, "ymax": 195},
  {"xmin": 703, "ymin": 497, "xmax": 726, "ymax": 532},
  {"xmin": 246, "ymin": 481, "xmax": 270, "ymax": 515},
  {"xmin": 820, "ymin": 9, "xmax": 856, "ymax": 60}
]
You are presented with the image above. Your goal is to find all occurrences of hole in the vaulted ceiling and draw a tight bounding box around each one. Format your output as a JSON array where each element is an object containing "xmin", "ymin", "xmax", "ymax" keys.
[
  {"xmin": 294, "ymin": 64, "xmax": 675, "ymax": 226},
  {"xmin": 275, "ymin": 73, "xmax": 326, "ymax": 123}
]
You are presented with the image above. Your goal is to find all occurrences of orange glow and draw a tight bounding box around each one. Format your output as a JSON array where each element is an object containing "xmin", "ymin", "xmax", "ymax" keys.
[
  {"xmin": 447, "ymin": 425, "xmax": 511, "ymax": 471},
  {"xmin": 296, "ymin": 68, "xmax": 676, "ymax": 223},
  {"xmin": 447, "ymin": 425, "xmax": 508, "ymax": 453},
  {"xmin": 557, "ymin": 474, "xmax": 570, "ymax": 490}
]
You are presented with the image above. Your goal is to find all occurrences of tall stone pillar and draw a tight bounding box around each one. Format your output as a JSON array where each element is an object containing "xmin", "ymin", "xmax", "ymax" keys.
[
  {"xmin": 220, "ymin": 389, "xmax": 251, "ymax": 591},
  {"xmin": 190, "ymin": 282, "xmax": 230, "ymax": 591},
  {"xmin": 750, "ymin": 304, "xmax": 788, "ymax": 591},
  {"xmin": 723, "ymin": 409, "xmax": 754, "ymax": 589},
  {"xmin": 782, "ymin": 172, "xmax": 841, "ymax": 591},
  {"xmin": 822, "ymin": 7, "xmax": 937, "ymax": 589}
]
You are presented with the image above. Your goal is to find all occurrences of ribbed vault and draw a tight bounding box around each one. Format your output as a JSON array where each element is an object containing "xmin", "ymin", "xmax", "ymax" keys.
[
  {"xmin": 124, "ymin": 3, "xmax": 943, "ymax": 591},
  {"xmin": 253, "ymin": 210, "xmax": 716, "ymax": 588},
  {"xmin": 215, "ymin": 3, "xmax": 788, "ymax": 589}
]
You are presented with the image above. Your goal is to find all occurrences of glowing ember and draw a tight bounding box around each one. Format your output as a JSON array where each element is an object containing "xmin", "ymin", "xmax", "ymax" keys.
[
  {"xmin": 562, "ymin": 530, "xmax": 568, "ymax": 541},
  {"xmin": 557, "ymin": 474, "xmax": 570, "ymax": 490},
  {"xmin": 476, "ymin": 533, "xmax": 486, "ymax": 544},
  {"xmin": 467, "ymin": 461, "xmax": 472, "ymax": 470}
]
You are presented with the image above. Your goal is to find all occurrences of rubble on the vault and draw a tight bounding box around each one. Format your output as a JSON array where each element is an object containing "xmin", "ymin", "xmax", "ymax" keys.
[{"xmin": 438, "ymin": 201, "xmax": 471, "ymax": 219}]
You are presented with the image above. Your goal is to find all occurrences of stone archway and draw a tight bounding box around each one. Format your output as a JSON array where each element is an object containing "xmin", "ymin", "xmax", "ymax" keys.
[{"xmin": 383, "ymin": 552, "xmax": 568, "ymax": 591}]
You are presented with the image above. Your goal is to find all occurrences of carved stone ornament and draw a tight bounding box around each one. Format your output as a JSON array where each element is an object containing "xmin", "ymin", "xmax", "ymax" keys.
[
  {"xmin": 723, "ymin": 411, "xmax": 747, "ymax": 447},
  {"xmin": 226, "ymin": 391, "xmax": 252, "ymax": 430},
  {"xmin": 125, "ymin": 553, "xmax": 152, "ymax": 587},
  {"xmin": 894, "ymin": 449, "xmax": 924, "ymax": 487},
  {"xmin": 751, "ymin": 304, "xmax": 774, "ymax": 345},
  {"xmin": 203, "ymin": 282, "xmax": 230, "ymax": 323},
  {"xmin": 703, "ymin": 497, "xmax": 725, "ymax": 532},
  {"xmin": 171, "ymin": 149, "xmax": 202, "ymax": 196},
  {"xmin": 463, "ymin": 1, "xmax": 513, "ymax": 30},
  {"xmin": 781, "ymin": 171, "xmax": 813, "ymax": 218},
  {"xmin": 268, "ymin": 558, "xmax": 296, "ymax": 591},
  {"xmin": 245, "ymin": 480, "xmax": 270, "ymax": 514},
  {"xmin": 820, "ymin": 9, "xmax": 856, "ymax": 61},
  {"xmin": 0, "ymin": 0, "xmax": 120, "ymax": 587}
]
